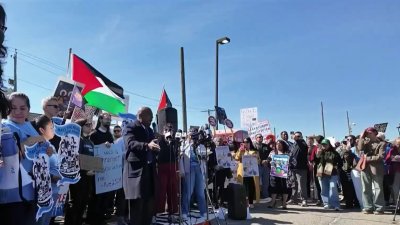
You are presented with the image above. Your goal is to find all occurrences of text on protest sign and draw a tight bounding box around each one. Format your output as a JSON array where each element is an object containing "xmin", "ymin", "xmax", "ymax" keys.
[
  {"xmin": 240, "ymin": 107, "xmax": 258, "ymax": 129},
  {"xmin": 94, "ymin": 144, "xmax": 123, "ymax": 194},
  {"xmin": 374, "ymin": 123, "xmax": 388, "ymax": 133},
  {"xmin": 248, "ymin": 120, "xmax": 272, "ymax": 141}
]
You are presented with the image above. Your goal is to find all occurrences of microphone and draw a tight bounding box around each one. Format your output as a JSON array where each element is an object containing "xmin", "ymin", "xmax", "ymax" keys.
[
  {"xmin": 175, "ymin": 129, "xmax": 183, "ymax": 140},
  {"xmin": 151, "ymin": 122, "xmax": 157, "ymax": 133}
]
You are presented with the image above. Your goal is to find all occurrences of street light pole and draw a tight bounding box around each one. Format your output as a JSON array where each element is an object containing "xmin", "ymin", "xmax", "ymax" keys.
[{"xmin": 215, "ymin": 36, "xmax": 230, "ymax": 130}]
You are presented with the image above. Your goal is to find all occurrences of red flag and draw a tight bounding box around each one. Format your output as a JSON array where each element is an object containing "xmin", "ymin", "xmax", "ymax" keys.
[{"xmin": 157, "ymin": 89, "xmax": 172, "ymax": 111}]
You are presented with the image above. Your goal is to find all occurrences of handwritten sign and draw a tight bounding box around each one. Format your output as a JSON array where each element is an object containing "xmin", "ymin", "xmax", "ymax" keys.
[
  {"xmin": 215, "ymin": 146, "xmax": 232, "ymax": 168},
  {"xmin": 79, "ymin": 154, "xmax": 103, "ymax": 172},
  {"xmin": 94, "ymin": 144, "xmax": 123, "ymax": 194},
  {"xmin": 242, "ymin": 155, "xmax": 259, "ymax": 177},
  {"xmin": 248, "ymin": 120, "xmax": 272, "ymax": 141},
  {"xmin": 240, "ymin": 107, "xmax": 257, "ymax": 129},
  {"xmin": 270, "ymin": 154, "xmax": 289, "ymax": 178}
]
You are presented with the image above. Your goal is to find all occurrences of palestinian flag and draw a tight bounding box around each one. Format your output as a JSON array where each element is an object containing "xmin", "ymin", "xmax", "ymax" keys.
[
  {"xmin": 157, "ymin": 88, "xmax": 172, "ymax": 112},
  {"xmin": 71, "ymin": 54, "xmax": 126, "ymax": 115}
]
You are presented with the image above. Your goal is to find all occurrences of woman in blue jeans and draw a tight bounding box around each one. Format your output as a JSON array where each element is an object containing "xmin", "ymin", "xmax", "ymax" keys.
[
  {"xmin": 179, "ymin": 131, "xmax": 207, "ymax": 220},
  {"xmin": 316, "ymin": 139, "xmax": 343, "ymax": 211}
]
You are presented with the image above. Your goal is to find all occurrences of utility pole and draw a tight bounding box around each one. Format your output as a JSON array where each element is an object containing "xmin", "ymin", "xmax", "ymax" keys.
[
  {"xmin": 346, "ymin": 111, "xmax": 351, "ymax": 135},
  {"xmin": 180, "ymin": 47, "xmax": 188, "ymax": 133},
  {"xmin": 13, "ymin": 49, "xmax": 17, "ymax": 91}
]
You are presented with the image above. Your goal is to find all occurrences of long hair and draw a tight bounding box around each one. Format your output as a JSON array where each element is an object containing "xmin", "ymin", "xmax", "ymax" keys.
[{"xmin": 0, "ymin": 4, "xmax": 8, "ymax": 118}]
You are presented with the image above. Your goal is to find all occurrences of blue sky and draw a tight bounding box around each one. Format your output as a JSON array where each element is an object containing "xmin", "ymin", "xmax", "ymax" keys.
[{"xmin": 2, "ymin": 0, "xmax": 400, "ymax": 140}]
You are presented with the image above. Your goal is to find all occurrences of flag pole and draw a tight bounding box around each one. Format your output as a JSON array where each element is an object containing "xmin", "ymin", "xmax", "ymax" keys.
[
  {"xmin": 64, "ymin": 48, "xmax": 75, "ymax": 119},
  {"xmin": 321, "ymin": 101, "xmax": 326, "ymax": 137},
  {"xmin": 66, "ymin": 48, "xmax": 72, "ymax": 78}
]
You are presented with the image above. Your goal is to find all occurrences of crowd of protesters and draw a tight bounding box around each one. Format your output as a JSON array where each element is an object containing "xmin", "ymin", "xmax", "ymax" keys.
[{"xmin": 1, "ymin": 4, "xmax": 400, "ymax": 225}]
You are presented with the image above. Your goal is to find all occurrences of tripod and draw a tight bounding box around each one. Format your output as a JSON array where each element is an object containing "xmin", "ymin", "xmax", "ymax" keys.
[{"xmin": 393, "ymin": 188, "xmax": 400, "ymax": 221}]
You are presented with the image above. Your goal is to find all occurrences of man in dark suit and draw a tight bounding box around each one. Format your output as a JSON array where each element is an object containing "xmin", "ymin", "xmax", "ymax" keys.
[{"xmin": 123, "ymin": 107, "xmax": 160, "ymax": 225}]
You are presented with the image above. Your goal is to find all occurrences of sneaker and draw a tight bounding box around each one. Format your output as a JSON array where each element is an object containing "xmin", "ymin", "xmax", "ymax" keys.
[
  {"xmin": 281, "ymin": 206, "xmax": 287, "ymax": 209},
  {"xmin": 263, "ymin": 197, "xmax": 272, "ymax": 203},
  {"xmin": 323, "ymin": 205, "xmax": 330, "ymax": 209},
  {"xmin": 362, "ymin": 209, "xmax": 373, "ymax": 214},
  {"xmin": 287, "ymin": 199, "xmax": 298, "ymax": 205},
  {"xmin": 301, "ymin": 200, "xmax": 308, "ymax": 207},
  {"xmin": 334, "ymin": 207, "xmax": 340, "ymax": 211},
  {"xmin": 374, "ymin": 211, "xmax": 384, "ymax": 215}
]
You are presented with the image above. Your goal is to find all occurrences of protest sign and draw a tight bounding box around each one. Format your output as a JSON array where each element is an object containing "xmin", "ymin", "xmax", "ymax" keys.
[
  {"xmin": 240, "ymin": 107, "xmax": 257, "ymax": 129},
  {"xmin": 71, "ymin": 105, "xmax": 97, "ymax": 122},
  {"xmin": 79, "ymin": 154, "xmax": 103, "ymax": 172},
  {"xmin": 94, "ymin": 144, "xmax": 123, "ymax": 194},
  {"xmin": 215, "ymin": 146, "xmax": 232, "ymax": 168},
  {"xmin": 242, "ymin": 155, "xmax": 259, "ymax": 177},
  {"xmin": 51, "ymin": 122, "xmax": 81, "ymax": 216},
  {"xmin": 53, "ymin": 77, "xmax": 83, "ymax": 112},
  {"xmin": 25, "ymin": 142, "xmax": 54, "ymax": 221},
  {"xmin": 270, "ymin": 154, "xmax": 289, "ymax": 178},
  {"xmin": 374, "ymin": 123, "xmax": 388, "ymax": 133},
  {"xmin": 248, "ymin": 120, "xmax": 272, "ymax": 141}
]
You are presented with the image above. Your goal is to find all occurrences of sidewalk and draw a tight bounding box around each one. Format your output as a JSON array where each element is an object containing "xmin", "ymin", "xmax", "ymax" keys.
[{"xmin": 215, "ymin": 200, "xmax": 399, "ymax": 225}]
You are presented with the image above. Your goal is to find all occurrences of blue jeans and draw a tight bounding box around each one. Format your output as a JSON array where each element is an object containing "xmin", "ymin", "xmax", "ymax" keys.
[
  {"xmin": 182, "ymin": 164, "xmax": 206, "ymax": 216},
  {"xmin": 319, "ymin": 175, "xmax": 340, "ymax": 208},
  {"xmin": 259, "ymin": 165, "xmax": 270, "ymax": 198}
]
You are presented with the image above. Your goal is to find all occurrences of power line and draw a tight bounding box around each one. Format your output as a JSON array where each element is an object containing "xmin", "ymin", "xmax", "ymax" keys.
[
  {"xmin": 18, "ymin": 56, "xmax": 60, "ymax": 77},
  {"xmin": 12, "ymin": 47, "xmax": 209, "ymax": 111},
  {"xmin": 18, "ymin": 78, "xmax": 53, "ymax": 91},
  {"xmin": 8, "ymin": 47, "xmax": 66, "ymax": 71}
]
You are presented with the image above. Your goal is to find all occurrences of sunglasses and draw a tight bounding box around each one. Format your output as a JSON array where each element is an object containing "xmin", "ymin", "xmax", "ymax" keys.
[
  {"xmin": 47, "ymin": 105, "xmax": 59, "ymax": 109},
  {"xmin": 114, "ymin": 130, "xmax": 121, "ymax": 133}
]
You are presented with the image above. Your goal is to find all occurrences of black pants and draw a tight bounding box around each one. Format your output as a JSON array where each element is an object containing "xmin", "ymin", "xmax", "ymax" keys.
[
  {"xmin": 212, "ymin": 168, "xmax": 232, "ymax": 207},
  {"xmin": 64, "ymin": 173, "xmax": 94, "ymax": 225},
  {"xmin": 0, "ymin": 201, "xmax": 36, "ymax": 225},
  {"xmin": 383, "ymin": 174, "xmax": 394, "ymax": 203},
  {"xmin": 115, "ymin": 188, "xmax": 127, "ymax": 217},
  {"xmin": 243, "ymin": 177, "xmax": 255, "ymax": 204},
  {"xmin": 339, "ymin": 170, "xmax": 358, "ymax": 208},
  {"xmin": 129, "ymin": 197, "xmax": 155, "ymax": 225}
]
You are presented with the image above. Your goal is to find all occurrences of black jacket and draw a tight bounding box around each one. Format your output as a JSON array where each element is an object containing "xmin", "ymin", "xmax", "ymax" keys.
[{"xmin": 289, "ymin": 139, "xmax": 309, "ymax": 170}]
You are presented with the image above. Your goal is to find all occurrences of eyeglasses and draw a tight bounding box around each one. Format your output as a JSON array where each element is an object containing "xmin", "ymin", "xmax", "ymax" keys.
[
  {"xmin": 114, "ymin": 130, "xmax": 121, "ymax": 133},
  {"xmin": 46, "ymin": 105, "xmax": 59, "ymax": 109},
  {"xmin": 256, "ymin": 136, "xmax": 262, "ymax": 139},
  {"xmin": 0, "ymin": 25, "xmax": 7, "ymax": 33}
]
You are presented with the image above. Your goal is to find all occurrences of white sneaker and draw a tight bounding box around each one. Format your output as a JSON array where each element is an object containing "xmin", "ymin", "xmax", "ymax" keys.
[
  {"xmin": 246, "ymin": 207, "xmax": 252, "ymax": 219},
  {"xmin": 335, "ymin": 207, "xmax": 340, "ymax": 211}
]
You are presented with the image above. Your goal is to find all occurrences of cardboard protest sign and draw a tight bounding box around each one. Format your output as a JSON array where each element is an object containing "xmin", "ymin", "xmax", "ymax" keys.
[
  {"xmin": 215, "ymin": 146, "xmax": 232, "ymax": 168},
  {"xmin": 270, "ymin": 154, "xmax": 289, "ymax": 178},
  {"xmin": 242, "ymin": 155, "xmax": 259, "ymax": 177},
  {"xmin": 51, "ymin": 122, "xmax": 81, "ymax": 216},
  {"xmin": 94, "ymin": 144, "xmax": 123, "ymax": 194},
  {"xmin": 79, "ymin": 154, "xmax": 103, "ymax": 172},
  {"xmin": 25, "ymin": 142, "xmax": 54, "ymax": 221},
  {"xmin": 248, "ymin": 120, "xmax": 272, "ymax": 141}
]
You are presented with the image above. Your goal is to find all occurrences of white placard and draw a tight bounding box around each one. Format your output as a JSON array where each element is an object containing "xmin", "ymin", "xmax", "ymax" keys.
[
  {"xmin": 94, "ymin": 144, "xmax": 123, "ymax": 194},
  {"xmin": 215, "ymin": 146, "xmax": 232, "ymax": 168},
  {"xmin": 240, "ymin": 107, "xmax": 258, "ymax": 129},
  {"xmin": 242, "ymin": 155, "xmax": 259, "ymax": 177},
  {"xmin": 248, "ymin": 120, "xmax": 272, "ymax": 141}
]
